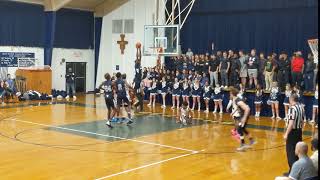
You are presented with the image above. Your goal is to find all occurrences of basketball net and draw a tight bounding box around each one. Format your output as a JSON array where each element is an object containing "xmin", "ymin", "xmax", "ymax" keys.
[{"xmin": 308, "ymin": 39, "xmax": 318, "ymax": 63}]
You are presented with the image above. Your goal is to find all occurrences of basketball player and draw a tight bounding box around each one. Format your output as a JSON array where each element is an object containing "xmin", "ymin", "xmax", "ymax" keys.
[
  {"xmin": 229, "ymin": 87, "xmax": 256, "ymax": 151},
  {"xmin": 98, "ymin": 73, "xmax": 116, "ymax": 128},
  {"xmin": 115, "ymin": 72, "xmax": 133, "ymax": 125}
]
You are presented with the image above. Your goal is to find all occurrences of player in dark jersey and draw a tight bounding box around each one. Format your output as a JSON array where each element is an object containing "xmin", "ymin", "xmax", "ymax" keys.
[
  {"xmin": 229, "ymin": 87, "xmax": 256, "ymax": 151},
  {"xmin": 115, "ymin": 72, "xmax": 133, "ymax": 125},
  {"xmin": 98, "ymin": 73, "xmax": 116, "ymax": 128}
]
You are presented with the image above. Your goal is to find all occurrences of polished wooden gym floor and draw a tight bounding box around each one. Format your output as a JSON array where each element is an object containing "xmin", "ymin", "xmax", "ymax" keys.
[{"xmin": 0, "ymin": 94, "xmax": 316, "ymax": 180}]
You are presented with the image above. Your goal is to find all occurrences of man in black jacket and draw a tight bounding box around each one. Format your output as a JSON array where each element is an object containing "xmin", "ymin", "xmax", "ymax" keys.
[
  {"xmin": 277, "ymin": 52, "xmax": 290, "ymax": 91},
  {"xmin": 304, "ymin": 53, "xmax": 315, "ymax": 92},
  {"xmin": 229, "ymin": 52, "xmax": 241, "ymax": 87}
]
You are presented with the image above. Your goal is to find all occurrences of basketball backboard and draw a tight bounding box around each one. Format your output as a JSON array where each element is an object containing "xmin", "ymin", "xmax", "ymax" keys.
[{"xmin": 143, "ymin": 25, "xmax": 180, "ymax": 56}]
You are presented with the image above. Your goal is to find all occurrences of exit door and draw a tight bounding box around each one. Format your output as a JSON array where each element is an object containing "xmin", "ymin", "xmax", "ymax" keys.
[{"xmin": 66, "ymin": 62, "xmax": 86, "ymax": 93}]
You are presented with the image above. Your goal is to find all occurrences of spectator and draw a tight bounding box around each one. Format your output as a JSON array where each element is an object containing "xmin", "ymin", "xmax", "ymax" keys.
[
  {"xmin": 314, "ymin": 62, "xmax": 318, "ymax": 90},
  {"xmin": 219, "ymin": 51, "xmax": 230, "ymax": 88},
  {"xmin": 277, "ymin": 52, "xmax": 291, "ymax": 91},
  {"xmin": 258, "ymin": 52, "xmax": 267, "ymax": 89},
  {"xmin": 229, "ymin": 53, "xmax": 241, "ymax": 87},
  {"xmin": 275, "ymin": 142, "xmax": 317, "ymax": 180},
  {"xmin": 304, "ymin": 53, "xmax": 315, "ymax": 92},
  {"xmin": 291, "ymin": 51, "xmax": 304, "ymax": 89},
  {"xmin": 6, "ymin": 74, "xmax": 15, "ymax": 93},
  {"xmin": 310, "ymin": 133, "xmax": 318, "ymax": 172},
  {"xmin": 272, "ymin": 52, "xmax": 278, "ymax": 81},
  {"xmin": 208, "ymin": 54, "xmax": 220, "ymax": 87},
  {"xmin": 239, "ymin": 50, "xmax": 248, "ymax": 89},
  {"xmin": 246, "ymin": 49, "xmax": 259, "ymax": 89},
  {"xmin": 186, "ymin": 48, "xmax": 193, "ymax": 59},
  {"xmin": 65, "ymin": 68, "xmax": 76, "ymax": 101}
]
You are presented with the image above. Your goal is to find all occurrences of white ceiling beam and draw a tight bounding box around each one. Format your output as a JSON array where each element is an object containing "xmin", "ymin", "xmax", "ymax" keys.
[
  {"xmin": 52, "ymin": 0, "xmax": 73, "ymax": 11},
  {"xmin": 94, "ymin": 0, "xmax": 129, "ymax": 17}
]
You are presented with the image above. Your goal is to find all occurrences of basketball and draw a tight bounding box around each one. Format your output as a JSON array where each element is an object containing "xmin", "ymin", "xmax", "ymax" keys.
[{"xmin": 136, "ymin": 42, "xmax": 141, "ymax": 48}]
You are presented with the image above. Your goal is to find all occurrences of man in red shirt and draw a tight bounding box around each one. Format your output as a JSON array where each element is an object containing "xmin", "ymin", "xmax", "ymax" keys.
[{"xmin": 291, "ymin": 51, "xmax": 304, "ymax": 88}]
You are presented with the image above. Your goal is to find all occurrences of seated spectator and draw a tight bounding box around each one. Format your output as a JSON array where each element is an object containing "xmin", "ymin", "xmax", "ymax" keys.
[
  {"xmin": 275, "ymin": 142, "xmax": 317, "ymax": 180},
  {"xmin": 310, "ymin": 133, "xmax": 318, "ymax": 172}
]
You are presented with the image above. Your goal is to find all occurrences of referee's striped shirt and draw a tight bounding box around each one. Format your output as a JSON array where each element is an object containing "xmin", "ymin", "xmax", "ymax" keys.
[{"xmin": 288, "ymin": 104, "xmax": 304, "ymax": 129}]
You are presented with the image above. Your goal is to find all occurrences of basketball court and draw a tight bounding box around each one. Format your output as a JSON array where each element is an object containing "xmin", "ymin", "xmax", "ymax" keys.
[
  {"xmin": 0, "ymin": 0, "xmax": 318, "ymax": 179},
  {"xmin": 0, "ymin": 94, "xmax": 316, "ymax": 179}
]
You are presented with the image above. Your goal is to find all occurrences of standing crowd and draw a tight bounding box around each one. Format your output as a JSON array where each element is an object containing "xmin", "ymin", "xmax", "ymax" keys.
[{"xmin": 133, "ymin": 48, "xmax": 318, "ymax": 125}]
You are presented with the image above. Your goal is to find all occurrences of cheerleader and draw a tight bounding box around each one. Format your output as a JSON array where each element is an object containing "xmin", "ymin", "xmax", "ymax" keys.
[
  {"xmin": 283, "ymin": 84, "xmax": 292, "ymax": 122},
  {"xmin": 179, "ymin": 101, "xmax": 192, "ymax": 125},
  {"xmin": 181, "ymin": 78, "xmax": 191, "ymax": 108},
  {"xmin": 147, "ymin": 78, "xmax": 157, "ymax": 107},
  {"xmin": 203, "ymin": 81, "xmax": 212, "ymax": 113},
  {"xmin": 213, "ymin": 85, "xmax": 223, "ymax": 114},
  {"xmin": 191, "ymin": 79, "xmax": 202, "ymax": 111},
  {"xmin": 171, "ymin": 78, "xmax": 181, "ymax": 109},
  {"xmin": 160, "ymin": 77, "xmax": 168, "ymax": 108},
  {"xmin": 269, "ymin": 82, "xmax": 281, "ymax": 120},
  {"xmin": 254, "ymin": 84, "xmax": 263, "ymax": 118},
  {"xmin": 311, "ymin": 84, "xmax": 318, "ymax": 126}
]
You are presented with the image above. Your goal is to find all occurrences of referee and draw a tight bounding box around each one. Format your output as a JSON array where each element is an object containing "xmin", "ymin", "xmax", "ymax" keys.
[{"xmin": 283, "ymin": 94, "xmax": 304, "ymax": 176}]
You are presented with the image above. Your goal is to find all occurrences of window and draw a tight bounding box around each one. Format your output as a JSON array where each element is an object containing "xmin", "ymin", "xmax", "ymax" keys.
[{"xmin": 112, "ymin": 19, "xmax": 134, "ymax": 34}]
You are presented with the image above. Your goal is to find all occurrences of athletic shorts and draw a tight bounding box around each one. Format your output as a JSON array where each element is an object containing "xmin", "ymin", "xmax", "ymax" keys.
[
  {"xmin": 248, "ymin": 69, "xmax": 258, "ymax": 78},
  {"xmin": 117, "ymin": 96, "xmax": 129, "ymax": 106},
  {"xmin": 105, "ymin": 97, "xmax": 115, "ymax": 110}
]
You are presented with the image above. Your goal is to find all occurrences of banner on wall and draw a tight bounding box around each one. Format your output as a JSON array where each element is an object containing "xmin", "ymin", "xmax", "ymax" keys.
[{"xmin": 0, "ymin": 52, "xmax": 36, "ymax": 67}]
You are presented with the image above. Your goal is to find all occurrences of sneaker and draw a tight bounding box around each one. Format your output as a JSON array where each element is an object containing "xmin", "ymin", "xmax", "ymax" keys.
[
  {"xmin": 219, "ymin": 110, "xmax": 223, "ymax": 114},
  {"xmin": 73, "ymin": 96, "xmax": 77, "ymax": 101},
  {"xmin": 127, "ymin": 120, "xmax": 133, "ymax": 125},
  {"xmin": 198, "ymin": 108, "xmax": 201, "ymax": 112},
  {"xmin": 249, "ymin": 139, "xmax": 257, "ymax": 146},
  {"xmin": 236, "ymin": 144, "xmax": 247, "ymax": 151},
  {"xmin": 161, "ymin": 105, "xmax": 166, "ymax": 108},
  {"xmin": 147, "ymin": 103, "xmax": 151, "ymax": 106},
  {"xmin": 213, "ymin": 110, "xmax": 217, "ymax": 114},
  {"xmin": 106, "ymin": 121, "xmax": 113, "ymax": 128},
  {"xmin": 65, "ymin": 95, "xmax": 70, "ymax": 100},
  {"xmin": 171, "ymin": 106, "xmax": 175, "ymax": 109},
  {"xmin": 276, "ymin": 116, "xmax": 282, "ymax": 120},
  {"xmin": 204, "ymin": 109, "xmax": 209, "ymax": 113},
  {"xmin": 309, "ymin": 120, "xmax": 315, "ymax": 125},
  {"xmin": 191, "ymin": 108, "xmax": 194, "ymax": 111},
  {"xmin": 271, "ymin": 115, "xmax": 275, "ymax": 119}
]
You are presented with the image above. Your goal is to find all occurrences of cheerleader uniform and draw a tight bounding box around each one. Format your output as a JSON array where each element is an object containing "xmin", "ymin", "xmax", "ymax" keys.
[
  {"xmin": 254, "ymin": 90, "xmax": 263, "ymax": 104},
  {"xmin": 203, "ymin": 85, "xmax": 212, "ymax": 100},
  {"xmin": 182, "ymin": 83, "xmax": 191, "ymax": 97},
  {"xmin": 213, "ymin": 87, "xmax": 223, "ymax": 101},
  {"xmin": 283, "ymin": 90, "xmax": 292, "ymax": 106},
  {"xmin": 269, "ymin": 87, "xmax": 280, "ymax": 103},
  {"xmin": 161, "ymin": 81, "xmax": 168, "ymax": 95},
  {"xmin": 191, "ymin": 83, "xmax": 201, "ymax": 97},
  {"xmin": 313, "ymin": 90, "xmax": 318, "ymax": 108},
  {"xmin": 149, "ymin": 82, "xmax": 158, "ymax": 95},
  {"xmin": 172, "ymin": 82, "xmax": 181, "ymax": 97}
]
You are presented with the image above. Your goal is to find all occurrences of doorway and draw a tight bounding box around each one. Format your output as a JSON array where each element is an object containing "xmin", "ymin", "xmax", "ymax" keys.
[{"xmin": 66, "ymin": 62, "xmax": 86, "ymax": 93}]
